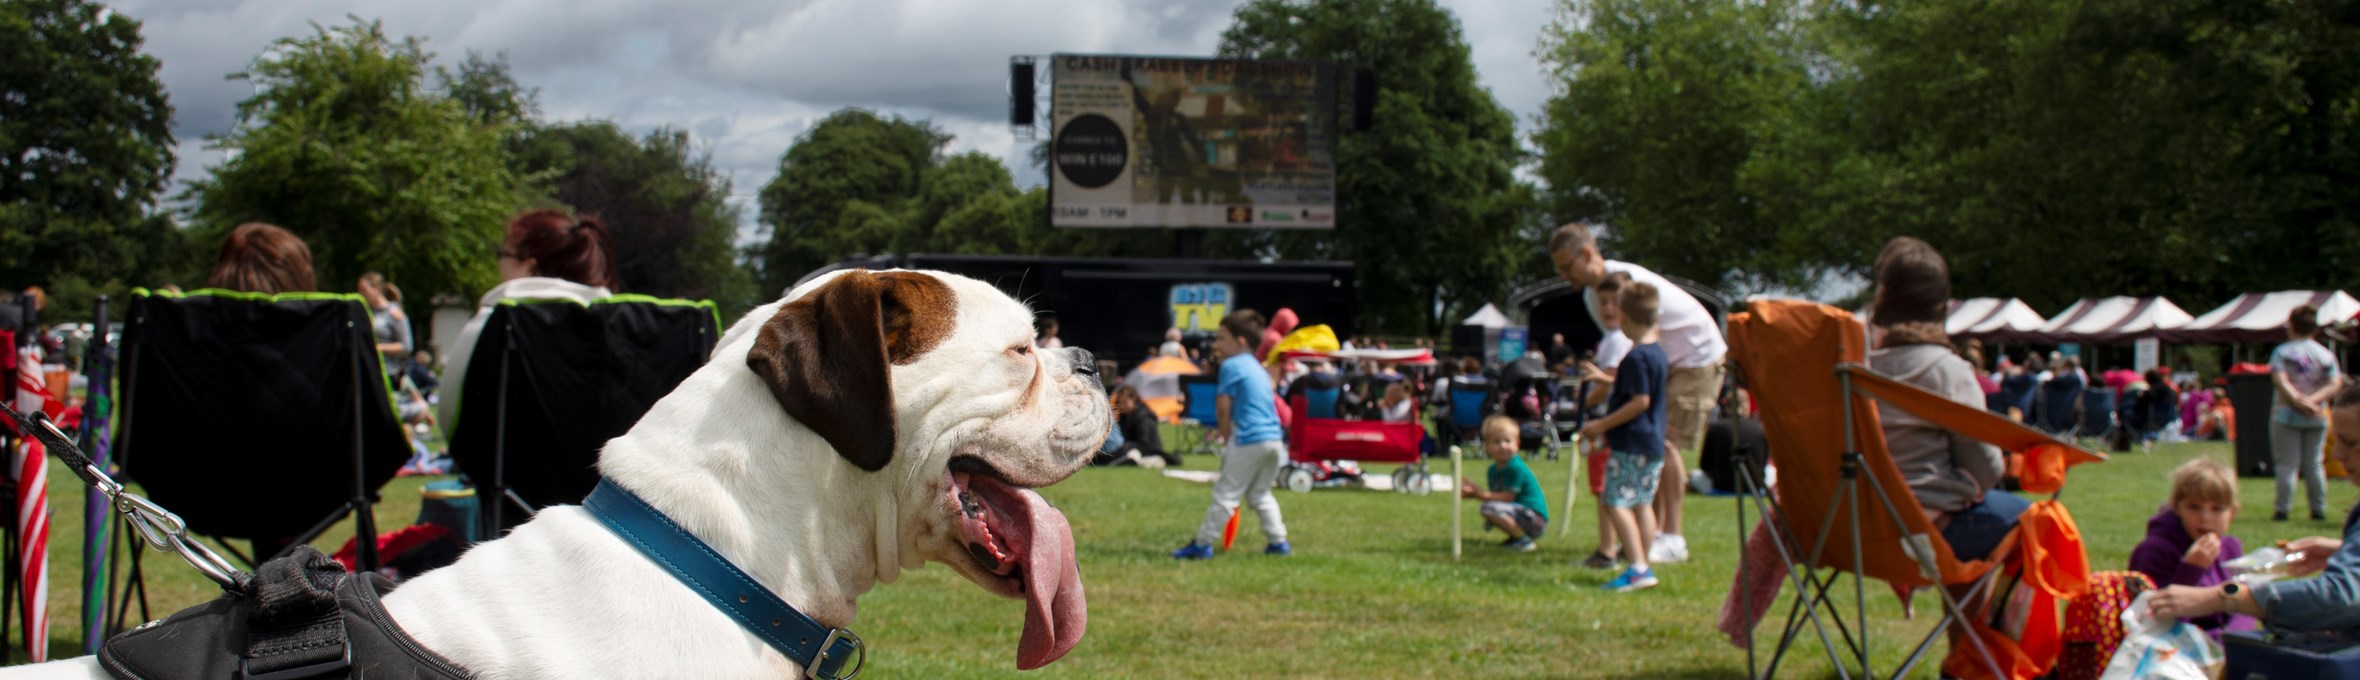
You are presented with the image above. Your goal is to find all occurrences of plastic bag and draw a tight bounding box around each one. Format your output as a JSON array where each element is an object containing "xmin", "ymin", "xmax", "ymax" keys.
[
  {"xmin": 2224, "ymin": 546, "xmax": 2307, "ymax": 585},
  {"xmin": 2100, "ymin": 591, "xmax": 2224, "ymax": 680}
]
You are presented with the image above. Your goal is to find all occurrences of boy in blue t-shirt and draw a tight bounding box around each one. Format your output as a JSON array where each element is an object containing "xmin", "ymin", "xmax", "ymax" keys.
[
  {"xmin": 1579, "ymin": 281, "xmax": 1669, "ymax": 592},
  {"xmin": 1173, "ymin": 309, "xmax": 1291, "ymax": 559},
  {"xmin": 1459, "ymin": 415, "xmax": 1550, "ymax": 551}
]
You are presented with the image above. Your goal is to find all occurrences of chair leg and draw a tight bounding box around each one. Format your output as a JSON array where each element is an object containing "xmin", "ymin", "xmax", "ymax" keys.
[{"xmin": 1767, "ymin": 567, "xmax": 1865, "ymax": 679}]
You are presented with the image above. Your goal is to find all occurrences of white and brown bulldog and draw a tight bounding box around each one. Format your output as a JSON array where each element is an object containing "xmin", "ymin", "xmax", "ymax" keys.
[{"xmin": 10, "ymin": 269, "xmax": 1107, "ymax": 679}]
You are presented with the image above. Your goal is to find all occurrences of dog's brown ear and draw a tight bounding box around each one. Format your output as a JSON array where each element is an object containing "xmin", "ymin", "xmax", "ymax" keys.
[{"xmin": 747, "ymin": 270, "xmax": 958, "ymax": 471}]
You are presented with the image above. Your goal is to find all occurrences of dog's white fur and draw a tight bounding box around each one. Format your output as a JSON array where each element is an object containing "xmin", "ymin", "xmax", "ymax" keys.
[{"xmin": 8, "ymin": 270, "xmax": 1106, "ymax": 679}]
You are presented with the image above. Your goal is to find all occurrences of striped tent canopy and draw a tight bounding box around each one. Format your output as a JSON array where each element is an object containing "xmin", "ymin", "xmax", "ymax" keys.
[
  {"xmin": 2159, "ymin": 290, "xmax": 2360, "ymax": 345},
  {"xmin": 1947, "ymin": 298, "xmax": 2048, "ymax": 344},
  {"xmin": 2034, "ymin": 296, "xmax": 2192, "ymax": 344}
]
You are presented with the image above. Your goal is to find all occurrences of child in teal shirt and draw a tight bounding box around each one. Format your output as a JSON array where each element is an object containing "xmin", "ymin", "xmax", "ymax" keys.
[{"xmin": 1460, "ymin": 416, "xmax": 1550, "ymax": 551}]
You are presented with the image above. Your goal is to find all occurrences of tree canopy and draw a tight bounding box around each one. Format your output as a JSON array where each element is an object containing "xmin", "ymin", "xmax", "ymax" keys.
[
  {"xmin": 1, "ymin": 0, "xmax": 182, "ymax": 321},
  {"xmin": 184, "ymin": 19, "xmax": 527, "ymax": 300},
  {"xmin": 1536, "ymin": 0, "xmax": 2360, "ymax": 309}
]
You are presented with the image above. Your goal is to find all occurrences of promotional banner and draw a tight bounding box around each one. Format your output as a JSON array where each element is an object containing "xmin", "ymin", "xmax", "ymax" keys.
[{"xmin": 1049, "ymin": 55, "xmax": 1338, "ymax": 229}]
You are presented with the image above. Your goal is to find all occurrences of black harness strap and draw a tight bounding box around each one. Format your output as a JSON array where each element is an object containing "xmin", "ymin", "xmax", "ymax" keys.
[
  {"xmin": 240, "ymin": 551, "xmax": 351, "ymax": 679},
  {"xmin": 99, "ymin": 545, "xmax": 473, "ymax": 680}
]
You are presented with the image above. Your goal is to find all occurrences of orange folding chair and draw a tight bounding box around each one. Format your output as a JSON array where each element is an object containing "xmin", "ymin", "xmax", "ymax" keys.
[{"xmin": 1728, "ymin": 300, "xmax": 2104, "ymax": 680}]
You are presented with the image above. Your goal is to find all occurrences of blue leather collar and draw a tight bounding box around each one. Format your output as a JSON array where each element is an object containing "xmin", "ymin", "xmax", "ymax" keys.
[{"xmin": 584, "ymin": 478, "xmax": 864, "ymax": 679}]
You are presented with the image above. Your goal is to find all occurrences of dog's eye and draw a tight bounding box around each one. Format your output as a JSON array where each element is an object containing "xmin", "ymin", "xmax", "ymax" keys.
[{"xmin": 1009, "ymin": 344, "xmax": 1031, "ymax": 357}]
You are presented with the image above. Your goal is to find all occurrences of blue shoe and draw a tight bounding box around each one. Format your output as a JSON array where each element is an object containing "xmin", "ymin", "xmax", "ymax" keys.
[
  {"xmin": 1171, "ymin": 543, "xmax": 1214, "ymax": 560},
  {"xmin": 1503, "ymin": 536, "xmax": 1537, "ymax": 552},
  {"xmin": 1604, "ymin": 566, "xmax": 1658, "ymax": 592},
  {"xmin": 1264, "ymin": 541, "xmax": 1292, "ymax": 556}
]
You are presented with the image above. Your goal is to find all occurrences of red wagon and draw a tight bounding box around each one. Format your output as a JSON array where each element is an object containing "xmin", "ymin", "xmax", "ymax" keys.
[{"xmin": 1275, "ymin": 349, "xmax": 1438, "ymax": 494}]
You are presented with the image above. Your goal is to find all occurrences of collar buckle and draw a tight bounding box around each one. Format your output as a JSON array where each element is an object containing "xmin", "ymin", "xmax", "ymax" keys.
[{"xmin": 805, "ymin": 628, "xmax": 865, "ymax": 680}]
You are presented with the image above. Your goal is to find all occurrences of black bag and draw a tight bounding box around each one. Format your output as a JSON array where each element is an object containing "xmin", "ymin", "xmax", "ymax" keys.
[
  {"xmin": 1701, "ymin": 417, "xmax": 1769, "ymax": 494},
  {"xmin": 99, "ymin": 546, "xmax": 473, "ymax": 680}
]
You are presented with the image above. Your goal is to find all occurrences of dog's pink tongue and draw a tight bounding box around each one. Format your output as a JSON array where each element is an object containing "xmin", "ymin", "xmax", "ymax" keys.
[{"xmin": 1006, "ymin": 486, "xmax": 1085, "ymax": 670}]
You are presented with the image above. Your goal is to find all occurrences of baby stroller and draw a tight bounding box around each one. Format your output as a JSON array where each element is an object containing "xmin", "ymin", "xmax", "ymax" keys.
[
  {"xmin": 1496, "ymin": 357, "xmax": 1567, "ymax": 460},
  {"xmin": 1278, "ymin": 349, "xmax": 1438, "ymax": 494}
]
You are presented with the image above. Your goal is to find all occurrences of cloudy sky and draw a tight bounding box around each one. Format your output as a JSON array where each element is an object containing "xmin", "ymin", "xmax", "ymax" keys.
[{"xmin": 115, "ymin": 0, "xmax": 1561, "ymax": 240}]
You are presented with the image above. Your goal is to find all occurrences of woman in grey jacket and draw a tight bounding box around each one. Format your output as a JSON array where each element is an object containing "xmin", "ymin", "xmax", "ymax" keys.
[{"xmin": 1865, "ymin": 237, "xmax": 2018, "ymax": 561}]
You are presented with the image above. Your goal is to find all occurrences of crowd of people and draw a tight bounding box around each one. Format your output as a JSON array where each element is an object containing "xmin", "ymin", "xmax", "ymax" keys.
[
  {"xmin": 13, "ymin": 208, "xmax": 2360, "ymax": 661},
  {"xmin": 1123, "ymin": 224, "xmax": 2360, "ymax": 660}
]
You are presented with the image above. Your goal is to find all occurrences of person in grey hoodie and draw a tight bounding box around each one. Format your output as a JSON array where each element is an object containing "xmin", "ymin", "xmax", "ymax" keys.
[{"xmin": 1866, "ymin": 237, "xmax": 2020, "ymax": 561}]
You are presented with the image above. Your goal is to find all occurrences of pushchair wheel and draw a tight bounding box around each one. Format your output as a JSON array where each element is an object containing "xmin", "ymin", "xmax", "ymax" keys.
[
  {"xmin": 1283, "ymin": 466, "xmax": 1316, "ymax": 494},
  {"xmin": 1390, "ymin": 467, "xmax": 1413, "ymax": 494},
  {"xmin": 1405, "ymin": 471, "xmax": 1433, "ymax": 496}
]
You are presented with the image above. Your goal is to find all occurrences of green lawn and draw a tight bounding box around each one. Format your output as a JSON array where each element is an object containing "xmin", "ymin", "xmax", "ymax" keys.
[{"xmin": 11, "ymin": 438, "xmax": 2355, "ymax": 677}]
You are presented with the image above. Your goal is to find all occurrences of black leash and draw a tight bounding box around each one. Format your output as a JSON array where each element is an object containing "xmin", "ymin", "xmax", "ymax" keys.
[{"xmin": 0, "ymin": 400, "xmax": 248, "ymax": 591}]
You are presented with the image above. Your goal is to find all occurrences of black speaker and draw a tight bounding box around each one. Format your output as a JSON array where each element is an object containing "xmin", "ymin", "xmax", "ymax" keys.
[
  {"xmin": 2230, "ymin": 372, "xmax": 2275, "ymax": 477},
  {"xmin": 1702, "ymin": 417, "xmax": 1768, "ymax": 494},
  {"xmin": 1350, "ymin": 68, "xmax": 1376, "ymax": 132},
  {"xmin": 1010, "ymin": 62, "xmax": 1037, "ymax": 126}
]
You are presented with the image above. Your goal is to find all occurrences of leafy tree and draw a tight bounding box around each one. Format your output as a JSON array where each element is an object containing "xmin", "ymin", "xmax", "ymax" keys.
[
  {"xmin": 0, "ymin": 0, "xmax": 181, "ymax": 320},
  {"xmin": 1534, "ymin": 0, "xmax": 2360, "ymax": 308},
  {"xmin": 1218, "ymin": 0, "xmax": 1534, "ymax": 335},
  {"xmin": 439, "ymin": 50, "xmax": 539, "ymax": 129},
  {"xmin": 1534, "ymin": 0, "xmax": 1820, "ymax": 294},
  {"xmin": 751, "ymin": 109, "xmax": 949, "ymax": 292},
  {"xmin": 184, "ymin": 19, "xmax": 529, "ymax": 300},
  {"xmin": 515, "ymin": 121, "xmax": 757, "ymax": 317}
]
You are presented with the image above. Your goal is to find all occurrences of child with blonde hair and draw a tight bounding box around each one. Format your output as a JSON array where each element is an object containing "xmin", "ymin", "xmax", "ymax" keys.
[
  {"xmin": 1459, "ymin": 416, "xmax": 1549, "ymax": 552},
  {"xmin": 2129, "ymin": 458, "xmax": 2254, "ymax": 639}
]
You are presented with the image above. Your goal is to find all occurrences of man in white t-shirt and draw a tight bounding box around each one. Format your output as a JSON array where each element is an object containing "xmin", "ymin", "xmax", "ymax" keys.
[{"xmin": 1550, "ymin": 223, "xmax": 1727, "ymax": 564}]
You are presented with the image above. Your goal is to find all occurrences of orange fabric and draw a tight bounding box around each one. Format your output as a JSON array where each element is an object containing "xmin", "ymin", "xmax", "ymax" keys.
[
  {"xmin": 1730, "ymin": 301, "xmax": 1941, "ymax": 586},
  {"xmin": 1942, "ymin": 617, "xmax": 2044, "ymax": 680},
  {"xmin": 1732, "ymin": 300, "xmax": 2110, "ymax": 679},
  {"xmin": 2017, "ymin": 500, "xmax": 2092, "ymax": 600},
  {"xmin": 1843, "ymin": 367, "xmax": 2105, "ymax": 474},
  {"xmin": 1144, "ymin": 396, "xmax": 1183, "ymax": 422},
  {"xmin": 2017, "ymin": 444, "xmax": 2072, "ymax": 494},
  {"xmin": 1730, "ymin": 300, "xmax": 2107, "ymax": 588},
  {"xmin": 1944, "ymin": 581, "xmax": 2066, "ymax": 680},
  {"xmin": 2024, "ymin": 588, "xmax": 2062, "ymax": 677}
]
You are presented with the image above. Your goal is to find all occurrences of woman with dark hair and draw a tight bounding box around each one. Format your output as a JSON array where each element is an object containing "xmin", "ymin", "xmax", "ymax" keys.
[
  {"xmin": 206, "ymin": 223, "xmax": 316, "ymax": 294},
  {"xmin": 438, "ymin": 210, "xmax": 619, "ymax": 427},
  {"xmin": 1867, "ymin": 236, "xmax": 2015, "ymax": 561}
]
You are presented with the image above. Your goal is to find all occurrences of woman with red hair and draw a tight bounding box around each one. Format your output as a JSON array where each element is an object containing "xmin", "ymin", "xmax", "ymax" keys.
[{"xmin": 438, "ymin": 210, "xmax": 619, "ymax": 426}]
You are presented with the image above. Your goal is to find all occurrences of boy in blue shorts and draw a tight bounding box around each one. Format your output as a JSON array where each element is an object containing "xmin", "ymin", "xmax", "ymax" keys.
[
  {"xmin": 1579, "ymin": 281, "xmax": 1669, "ymax": 592},
  {"xmin": 1173, "ymin": 309, "xmax": 1291, "ymax": 559},
  {"xmin": 1460, "ymin": 415, "xmax": 1550, "ymax": 551}
]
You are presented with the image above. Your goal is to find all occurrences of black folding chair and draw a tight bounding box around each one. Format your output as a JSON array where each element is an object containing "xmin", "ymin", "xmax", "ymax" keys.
[
  {"xmin": 447, "ymin": 296, "xmax": 718, "ymax": 538},
  {"xmin": 112, "ymin": 289, "xmax": 413, "ymax": 629}
]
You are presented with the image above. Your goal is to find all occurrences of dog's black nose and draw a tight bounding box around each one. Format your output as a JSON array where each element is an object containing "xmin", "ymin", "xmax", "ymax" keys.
[{"xmin": 1065, "ymin": 348, "xmax": 1097, "ymax": 375}]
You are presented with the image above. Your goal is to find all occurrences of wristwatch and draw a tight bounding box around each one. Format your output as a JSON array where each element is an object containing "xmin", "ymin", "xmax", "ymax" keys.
[{"xmin": 2221, "ymin": 582, "xmax": 2243, "ymax": 610}]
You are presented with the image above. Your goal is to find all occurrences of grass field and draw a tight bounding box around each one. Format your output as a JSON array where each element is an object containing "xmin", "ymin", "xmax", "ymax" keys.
[{"xmin": 8, "ymin": 436, "xmax": 2355, "ymax": 677}]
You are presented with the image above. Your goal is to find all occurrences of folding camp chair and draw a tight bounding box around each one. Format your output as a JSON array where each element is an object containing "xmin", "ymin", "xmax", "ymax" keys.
[
  {"xmin": 1175, "ymin": 374, "xmax": 1222, "ymax": 456},
  {"xmin": 448, "ymin": 296, "xmax": 718, "ymax": 538},
  {"xmin": 1441, "ymin": 377, "xmax": 1492, "ymax": 449},
  {"xmin": 2040, "ymin": 378, "xmax": 2082, "ymax": 436},
  {"xmin": 1726, "ymin": 300, "xmax": 2104, "ymax": 680},
  {"xmin": 112, "ymin": 289, "xmax": 414, "ymax": 630},
  {"xmin": 2077, "ymin": 389, "xmax": 2116, "ymax": 442}
]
